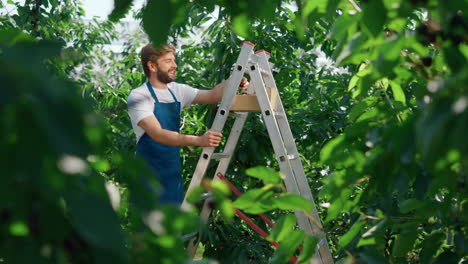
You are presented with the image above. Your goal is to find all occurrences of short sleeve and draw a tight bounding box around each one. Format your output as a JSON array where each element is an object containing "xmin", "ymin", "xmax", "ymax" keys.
[
  {"xmin": 127, "ymin": 91, "xmax": 154, "ymax": 125},
  {"xmin": 178, "ymin": 84, "xmax": 199, "ymax": 108}
]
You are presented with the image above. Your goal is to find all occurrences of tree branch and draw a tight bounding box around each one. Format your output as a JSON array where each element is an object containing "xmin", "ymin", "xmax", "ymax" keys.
[{"xmin": 347, "ymin": 0, "xmax": 362, "ymax": 13}]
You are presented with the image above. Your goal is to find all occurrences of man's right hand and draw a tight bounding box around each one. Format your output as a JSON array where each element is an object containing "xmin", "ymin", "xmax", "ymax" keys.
[{"xmin": 198, "ymin": 130, "xmax": 222, "ymax": 147}]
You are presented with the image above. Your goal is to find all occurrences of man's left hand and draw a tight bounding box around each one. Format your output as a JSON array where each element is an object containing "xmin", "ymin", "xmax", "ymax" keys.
[{"xmin": 239, "ymin": 77, "xmax": 249, "ymax": 91}]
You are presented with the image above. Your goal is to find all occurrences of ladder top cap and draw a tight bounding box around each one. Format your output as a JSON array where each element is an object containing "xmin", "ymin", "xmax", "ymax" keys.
[
  {"xmin": 255, "ymin": 49, "xmax": 271, "ymax": 56},
  {"xmin": 241, "ymin": 41, "xmax": 255, "ymax": 47}
]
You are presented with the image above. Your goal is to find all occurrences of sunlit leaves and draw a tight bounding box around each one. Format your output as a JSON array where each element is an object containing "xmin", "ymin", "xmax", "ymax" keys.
[
  {"xmin": 9, "ymin": 221, "xmax": 29, "ymax": 236},
  {"xmin": 389, "ymin": 80, "xmax": 406, "ymax": 104},
  {"xmin": 268, "ymin": 214, "xmax": 308, "ymax": 264},
  {"xmin": 273, "ymin": 194, "xmax": 313, "ymax": 211},
  {"xmin": 232, "ymin": 13, "xmax": 250, "ymax": 38},
  {"xmin": 233, "ymin": 188, "xmax": 275, "ymax": 214},
  {"xmin": 296, "ymin": 236, "xmax": 318, "ymax": 263},
  {"xmin": 4, "ymin": 0, "xmax": 468, "ymax": 263},
  {"xmin": 246, "ymin": 166, "xmax": 283, "ymax": 184},
  {"xmin": 339, "ymin": 217, "xmax": 365, "ymax": 248}
]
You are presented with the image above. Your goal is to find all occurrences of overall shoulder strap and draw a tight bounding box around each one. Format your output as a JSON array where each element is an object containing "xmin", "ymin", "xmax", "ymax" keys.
[
  {"xmin": 167, "ymin": 87, "xmax": 179, "ymax": 103},
  {"xmin": 145, "ymin": 82, "xmax": 159, "ymax": 103}
]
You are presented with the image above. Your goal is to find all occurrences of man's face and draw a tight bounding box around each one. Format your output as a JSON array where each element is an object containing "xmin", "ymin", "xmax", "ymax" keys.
[{"xmin": 154, "ymin": 52, "xmax": 177, "ymax": 84}]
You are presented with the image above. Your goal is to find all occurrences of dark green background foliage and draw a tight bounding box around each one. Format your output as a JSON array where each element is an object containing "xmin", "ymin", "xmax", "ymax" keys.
[{"xmin": 1, "ymin": 0, "xmax": 467, "ymax": 263}]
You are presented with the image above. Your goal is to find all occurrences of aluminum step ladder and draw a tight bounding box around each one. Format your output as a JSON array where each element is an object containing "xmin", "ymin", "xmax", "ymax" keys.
[{"xmin": 182, "ymin": 41, "xmax": 334, "ymax": 264}]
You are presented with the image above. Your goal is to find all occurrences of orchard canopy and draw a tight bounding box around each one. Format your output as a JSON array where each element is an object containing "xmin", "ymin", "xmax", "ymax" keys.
[{"xmin": 1, "ymin": 0, "xmax": 467, "ymax": 263}]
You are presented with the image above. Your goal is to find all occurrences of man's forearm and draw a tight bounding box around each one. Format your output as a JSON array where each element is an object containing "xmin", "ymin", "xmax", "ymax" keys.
[
  {"xmin": 211, "ymin": 80, "xmax": 227, "ymax": 102},
  {"xmin": 145, "ymin": 127, "xmax": 222, "ymax": 148},
  {"xmin": 147, "ymin": 128, "xmax": 201, "ymax": 147}
]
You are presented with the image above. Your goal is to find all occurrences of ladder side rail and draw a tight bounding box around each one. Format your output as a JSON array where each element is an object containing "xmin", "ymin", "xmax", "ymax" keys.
[
  {"xmin": 256, "ymin": 53, "xmax": 334, "ymax": 264},
  {"xmin": 214, "ymin": 78, "xmax": 255, "ymax": 175},
  {"xmin": 256, "ymin": 52, "xmax": 318, "ymax": 208},
  {"xmin": 186, "ymin": 112, "xmax": 249, "ymax": 258},
  {"xmin": 248, "ymin": 63, "xmax": 313, "ymax": 234},
  {"xmin": 256, "ymin": 53, "xmax": 327, "ymax": 227},
  {"xmin": 182, "ymin": 44, "xmax": 255, "ymax": 209}
]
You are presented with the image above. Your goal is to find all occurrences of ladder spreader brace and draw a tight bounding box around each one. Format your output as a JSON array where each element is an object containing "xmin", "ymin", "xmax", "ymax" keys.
[{"xmin": 182, "ymin": 41, "xmax": 334, "ymax": 264}]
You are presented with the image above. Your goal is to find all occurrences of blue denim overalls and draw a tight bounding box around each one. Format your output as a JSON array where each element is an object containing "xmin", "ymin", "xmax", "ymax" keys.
[{"xmin": 136, "ymin": 82, "xmax": 183, "ymax": 204}]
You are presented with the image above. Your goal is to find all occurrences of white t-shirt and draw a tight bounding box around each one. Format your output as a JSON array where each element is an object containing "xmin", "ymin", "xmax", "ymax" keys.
[{"xmin": 127, "ymin": 82, "xmax": 199, "ymax": 143}]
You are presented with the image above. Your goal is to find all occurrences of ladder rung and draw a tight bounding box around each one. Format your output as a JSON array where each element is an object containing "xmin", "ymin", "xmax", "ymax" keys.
[{"xmin": 211, "ymin": 153, "xmax": 231, "ymax": 159}]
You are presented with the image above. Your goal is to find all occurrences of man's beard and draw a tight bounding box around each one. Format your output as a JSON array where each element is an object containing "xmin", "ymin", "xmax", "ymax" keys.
[{"xmin": 157, "ymin": 69, "xmax": 176, "ymax": 84}]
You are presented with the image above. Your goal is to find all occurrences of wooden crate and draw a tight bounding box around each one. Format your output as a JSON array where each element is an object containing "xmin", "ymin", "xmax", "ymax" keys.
[{"xmin": 230, "ymin": 88, "xmax": 278, "ymax": 112}]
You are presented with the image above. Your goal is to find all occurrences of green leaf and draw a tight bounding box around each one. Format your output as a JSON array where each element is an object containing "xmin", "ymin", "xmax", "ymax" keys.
[
  {"xmin": 325, "ymin": 0, "xmax": 341, "ymax": 21},
  {"xmin": 232, "ymin": 189, "xmax": 275, "ymax": 214},
  {"xmin": 186, "ymin": 185, "xmax": 206, "ymax": 204},
  {"xmin": 330, "ymin": 13, "xmax": 357, "ymax": 40},
  {"xmin": 356, "ymin": 107, "xmax": 380, "ymax": 122},
  {"xmin": 219, "ymin": 199, "xmax": 235, "ymax": 220},
  {"xmin": 389, "ymin": 80, "xmax": 406, "ymax": 105},
  {"xmin": 211, "ymin": 180, "xmax": 231, "ymax": 196},
  {"xmin": 297, "ymin": 236, "xmax": 318, "ymax": 263},
  {"xmin": 89, "ymin": 158, "xmax": 110, "ymax": 172},
  {"xmin": 443, "ymin": 45, "xmax": 468, "ymax": 74},
  {"xmin": 109, "ymin": 0, "xmax": 133, "ymax": 22},
  {"xmin": 399, "ymin": 198, "xmax": 422, "ymax": 213},
  {"xmin": 142, "ymin": 0, "xmax": 173, "ymax": 46},
  {"xmin": 270, "ymin": 230, "xmax": 305, "ymax": 264},
  {"xmin": 9, "ymin": 221, "xmax": 29, "ymax": 236},
  {"xmin": 357, "ymin": 219, "xmax": 388, "ymax": 247},
  {"xmin": 420, "ymin": 231, "xmax": 446, "ymax": 264},
  {"xmin": 339, "ymin": 217, "xmax": 366, "ymax": 248},
  {"xmin": 320, "ymin": 135, "xmax": 345, "ymax": 163},
  {"xmin": 232, "ymin": 13, "xmax": 250, "ymax": 38},
  {"xmin": 392, "ymin": 229, "xmax": 418, "ymax": 257},
  {"xmin": 268, "ymin": 214, "xmax": 297, "ymax": 242},
  {"xmin": 273, "ymin": 194, "xmax": 313, "ymax": 212},
  {"xmin": 375, "ymin": 37, "xmax": 405, "ymax": 76},
  {"xmin": 0, "ymin": 29, "xmax": 35, "ymax": 45},
  {"xmin": 348, "ymin": 97, "xmax": 378, "ymax": 121},
  {"xmin": 65, "ymin": 191, "xmax": 127, "ymax": 255},
  {"xmin": 336, "ymin": 32, "xmax": 368, "ymax": 64},
  {"xmin": 302, "ymin": 0, "xmax": 327, "ymax": 23},
  {"xmin": 348, "ymin": 75, "xmax": 360, "ymax": 91},
  {"xmin": 245, "ymin": 166, "xmax": 283, "ymax": 184},
  {"xmin": 361, "ymin": 0, "xmax": 387, "ymax": 38},
  {"xmin": 293, "ymin": 15, "xmax": 306, "ymax": 41}
]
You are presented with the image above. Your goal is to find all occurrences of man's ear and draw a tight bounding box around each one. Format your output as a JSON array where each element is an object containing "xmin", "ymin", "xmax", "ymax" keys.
[{"xmin": 147, "ymin": 61, "xmax": 157, "ymax": 73}]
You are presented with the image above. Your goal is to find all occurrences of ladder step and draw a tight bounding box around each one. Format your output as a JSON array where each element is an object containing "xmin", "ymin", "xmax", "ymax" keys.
[{"xmin": 211, "ymin": 153, "xmax": 232, "ymax": 159}]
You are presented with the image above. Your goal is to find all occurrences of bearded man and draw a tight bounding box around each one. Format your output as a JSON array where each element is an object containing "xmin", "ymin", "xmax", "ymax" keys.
[{"xmin": 127, "ymin": 44, "xmax": 248, "ymax": 205}]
